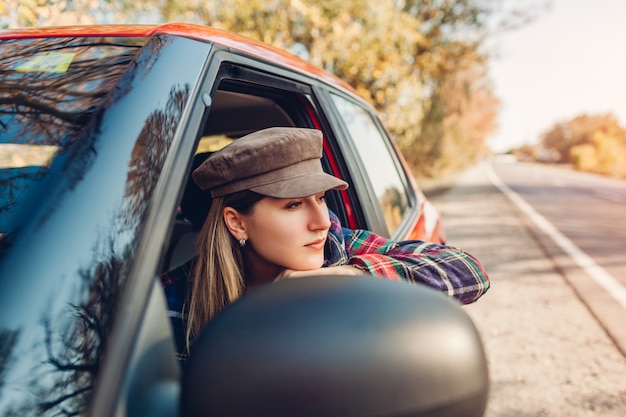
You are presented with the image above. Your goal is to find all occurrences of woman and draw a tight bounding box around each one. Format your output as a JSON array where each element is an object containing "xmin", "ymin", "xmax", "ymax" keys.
[{"xmin": 161, "ymin": 127, "xmax": 490, "ymax": 360}]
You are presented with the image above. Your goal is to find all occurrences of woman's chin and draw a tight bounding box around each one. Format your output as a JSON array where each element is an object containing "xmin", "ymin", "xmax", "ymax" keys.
[{"xmin": 290, "ymin": 258, "xmax": 325, "ymax": 271}]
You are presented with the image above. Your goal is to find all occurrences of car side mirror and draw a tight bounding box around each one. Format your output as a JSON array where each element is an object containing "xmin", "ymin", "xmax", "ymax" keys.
[{"xmin": 181, "ymin": 276, "xmax": 489, "ymax": 417}]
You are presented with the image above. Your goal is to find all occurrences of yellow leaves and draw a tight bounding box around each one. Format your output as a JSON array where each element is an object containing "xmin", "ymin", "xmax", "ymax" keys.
[
  {"xmin": 1, "ymin": 0, "xmax": 103, "ymax": 27},
  {"xmin": 571, "ymin": 129, "xmax": 626, "ymax": 178},
  {"xmin": 570, "ymin": 144, "xmax": 597, "ymax": 173},
  {"xmin": 543, "ymin": 113, "xmax": 626, "ymax": 178},
  {"xmin": 3, "ymin": 0, "xmax": 43, "ymax": 27},
  {"xmin": 1, "ymin": 0, "xmax": 498, "ymax": 179},
  {"xmin": 543, "ymin": 113, "xmax": 626, "ymax": 165}
]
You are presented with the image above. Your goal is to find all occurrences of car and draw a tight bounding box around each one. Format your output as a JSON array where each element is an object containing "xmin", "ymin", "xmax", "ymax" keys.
[{"xmin": 0, "ymin": 23, "xmax": 487, "ymax": 417}]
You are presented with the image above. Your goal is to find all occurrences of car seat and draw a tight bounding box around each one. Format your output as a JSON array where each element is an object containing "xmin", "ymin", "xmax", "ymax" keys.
[{"xmin": 165, "ymin": 152, "xmax": 213, "ymax": 271}]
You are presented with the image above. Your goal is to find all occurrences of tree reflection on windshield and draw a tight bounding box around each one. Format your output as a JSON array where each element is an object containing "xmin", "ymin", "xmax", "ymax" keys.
[
  {"xmin": 0, "ymin": 36, "xmax": 145, "ymax": 254},
  {"xmin": 0, "ymin": 79, "xmax": 190, "ymax": 416}
]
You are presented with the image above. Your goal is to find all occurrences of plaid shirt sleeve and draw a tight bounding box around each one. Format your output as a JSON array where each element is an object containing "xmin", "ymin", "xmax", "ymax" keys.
[{"xmin": 324, "ymin": 212, "xmax": 489, "ymax": 304}]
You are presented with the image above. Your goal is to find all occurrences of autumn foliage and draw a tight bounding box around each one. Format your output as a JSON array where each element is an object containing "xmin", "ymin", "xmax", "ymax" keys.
[
  {"xmin": 538, "ymin": 114, "xmax": 626, "ymax": 178},
  {"xmin": 1, "ymin": 0, "xmax": 529, "ymax": 178}
]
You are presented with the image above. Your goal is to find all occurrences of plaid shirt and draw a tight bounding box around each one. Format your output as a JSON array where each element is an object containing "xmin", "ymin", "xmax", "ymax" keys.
[{"xmin": 161, "ymin": 211, "xmax": 490, "ymax": 360}]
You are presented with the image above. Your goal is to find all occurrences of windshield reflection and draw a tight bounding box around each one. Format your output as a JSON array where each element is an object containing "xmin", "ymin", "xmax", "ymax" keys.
[
  {"xmin": 0, "ymin": 34, "xmax": 196, "ymax": 416},
  {"xmin": 0, "ymin": 35, "xmax": 145, "ymax": 255}
]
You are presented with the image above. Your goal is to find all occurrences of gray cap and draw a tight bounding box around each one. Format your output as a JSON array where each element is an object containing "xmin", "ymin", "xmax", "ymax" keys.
[{"xmin": 192, "ymin": 127, "xmax": 349, "ymax": 198}]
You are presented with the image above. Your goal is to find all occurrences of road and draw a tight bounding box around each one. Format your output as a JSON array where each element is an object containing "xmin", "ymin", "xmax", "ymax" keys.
[
  {"xmin": 492, "ymin": 160, "xmax": 626, "ymax": 293},
  {"xmin": 424, "ymin": 159, "xmax": 626, "ymax": 417}
]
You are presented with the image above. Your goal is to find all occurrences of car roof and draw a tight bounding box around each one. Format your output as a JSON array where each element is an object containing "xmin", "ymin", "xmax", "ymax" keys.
[{"xmin": 0, "ymin": 22, "xmax": 356, "ymax": 94}]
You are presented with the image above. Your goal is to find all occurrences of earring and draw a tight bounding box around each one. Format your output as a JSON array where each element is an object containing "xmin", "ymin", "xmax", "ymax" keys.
[{"xmin": 239, "ymin": 238, "xmax": 247, "ymax": 247}]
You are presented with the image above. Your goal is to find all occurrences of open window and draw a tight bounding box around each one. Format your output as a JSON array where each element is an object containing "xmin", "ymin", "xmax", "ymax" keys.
[{"xmin": 162, "ymin": 64, "xmax": 351, "ymax": 272}]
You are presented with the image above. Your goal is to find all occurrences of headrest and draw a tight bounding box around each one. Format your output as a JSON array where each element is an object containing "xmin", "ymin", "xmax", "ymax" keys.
[{"xmin": 181, "ymin": 152, "xmax": 213, "ymax": 230}]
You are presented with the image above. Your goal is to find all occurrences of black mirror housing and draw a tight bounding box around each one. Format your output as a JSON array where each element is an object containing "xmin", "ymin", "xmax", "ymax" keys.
[{"xmin": 182, "ymin": 276, "xmax": 489, "ymax": 417}]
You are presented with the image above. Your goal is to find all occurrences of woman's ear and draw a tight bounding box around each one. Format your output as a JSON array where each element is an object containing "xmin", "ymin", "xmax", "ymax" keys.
[{"xmin": 223, "ymin": 207, "xmax": 247, "ymax": 240}]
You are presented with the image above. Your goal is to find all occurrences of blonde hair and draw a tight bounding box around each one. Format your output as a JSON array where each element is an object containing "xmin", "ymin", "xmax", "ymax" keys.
[{"xmin": 184, "ymin": 190, "xmax": 264, "ymax": 353}]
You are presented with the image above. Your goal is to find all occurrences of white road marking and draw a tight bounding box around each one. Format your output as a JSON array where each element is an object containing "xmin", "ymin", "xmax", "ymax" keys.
[{"xmin": 484, "ymin": 163, "xmax": 626, "ymax": 309}]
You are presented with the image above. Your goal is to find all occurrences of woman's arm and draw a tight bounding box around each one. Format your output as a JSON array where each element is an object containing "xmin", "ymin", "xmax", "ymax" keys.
[{"xmin": 325, "ymin": 212, "xmax": 490, "ymax": 304}]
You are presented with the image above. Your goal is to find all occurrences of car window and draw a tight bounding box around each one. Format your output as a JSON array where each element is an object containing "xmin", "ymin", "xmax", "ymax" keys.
[
  {"xmin": 329, "ymin": 93, "xmax": 410, "ymax": 234},
  {"xmin": 205, "ymin": 77, "xmax": 349, "ymax": 217},
  {"xmin": 163, "ymin": 67, "xmax": 352, "ymax": 272}
]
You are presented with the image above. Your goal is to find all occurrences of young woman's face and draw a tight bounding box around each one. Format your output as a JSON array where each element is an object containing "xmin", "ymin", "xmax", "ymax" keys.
[{"xmin": 240, "ymin": 192, "xmax": 331, "ymax": 274}]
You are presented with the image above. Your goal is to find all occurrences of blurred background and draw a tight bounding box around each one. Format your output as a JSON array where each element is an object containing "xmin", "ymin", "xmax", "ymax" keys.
[{"xmin": 4, "ymin": 0, "xmax": 624, "ymax": 181}]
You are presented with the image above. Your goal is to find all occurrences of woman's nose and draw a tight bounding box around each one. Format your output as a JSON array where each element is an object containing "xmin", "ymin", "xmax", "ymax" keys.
[{"xmin": 309, "ymin": 199, "xmax": 331, "ymax": 230}]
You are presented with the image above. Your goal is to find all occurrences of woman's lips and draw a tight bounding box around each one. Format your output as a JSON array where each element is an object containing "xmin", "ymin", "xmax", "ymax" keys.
[{"xmin": 305, "ymin": 237, "xmax": 326, "ymax": 250}]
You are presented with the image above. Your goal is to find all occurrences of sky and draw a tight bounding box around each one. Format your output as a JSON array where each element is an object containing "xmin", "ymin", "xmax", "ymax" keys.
[{"xmin": 487, "ymin": 0, "xmax": 626, "ymax": 152}]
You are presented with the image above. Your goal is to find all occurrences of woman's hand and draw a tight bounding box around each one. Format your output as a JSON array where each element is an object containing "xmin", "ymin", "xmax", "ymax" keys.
[{"xmin": 275, "ymin": 265, "xmax": 367, "ymax": 281}]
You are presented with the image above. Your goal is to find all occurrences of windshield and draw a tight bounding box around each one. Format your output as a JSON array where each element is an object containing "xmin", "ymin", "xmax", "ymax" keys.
[{"xmin": 0, "ymin": 35, "xmax": 147, "ymax": 254}]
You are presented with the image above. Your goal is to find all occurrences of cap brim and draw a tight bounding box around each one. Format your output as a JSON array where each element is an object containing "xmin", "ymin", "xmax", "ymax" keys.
[{"xmin": 249, "ymin": 172, "xmax": 348, "ymax": 198}]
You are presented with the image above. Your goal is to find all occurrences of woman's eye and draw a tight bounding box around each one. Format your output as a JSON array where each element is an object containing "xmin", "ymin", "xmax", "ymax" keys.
[{"xmin": 286, "ymin": 201, "xmax": 302, "ymax": 209}]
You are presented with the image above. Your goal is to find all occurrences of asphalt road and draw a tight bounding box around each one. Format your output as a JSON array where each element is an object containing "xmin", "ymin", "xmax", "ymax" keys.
[
  {"xmin": 424, "ymin": 159, "xmax": 626, "ymax": 417},
  {"xmin": 491, "ymin": 159, "xmax": 626, "ymax": 292}
]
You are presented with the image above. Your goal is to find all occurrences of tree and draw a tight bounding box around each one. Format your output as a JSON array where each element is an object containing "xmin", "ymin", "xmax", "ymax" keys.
[
  {"xmin": 569, "ymin": 118, "xmax": 626, "ymax": 178},
  {"xmin": 153, "ymin": 0, "xmax": 501, "ymax": 177},
  {"xmin": 541, "ymin": 113, "xmax": 624, "ymax": 163},
  {"xmin": 537, "ymin": 113, "xmax": 626, "ymax": 178},
  {"xmin": 1, "ymin": 0, "xmax": 542, "ymax": 178}
]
